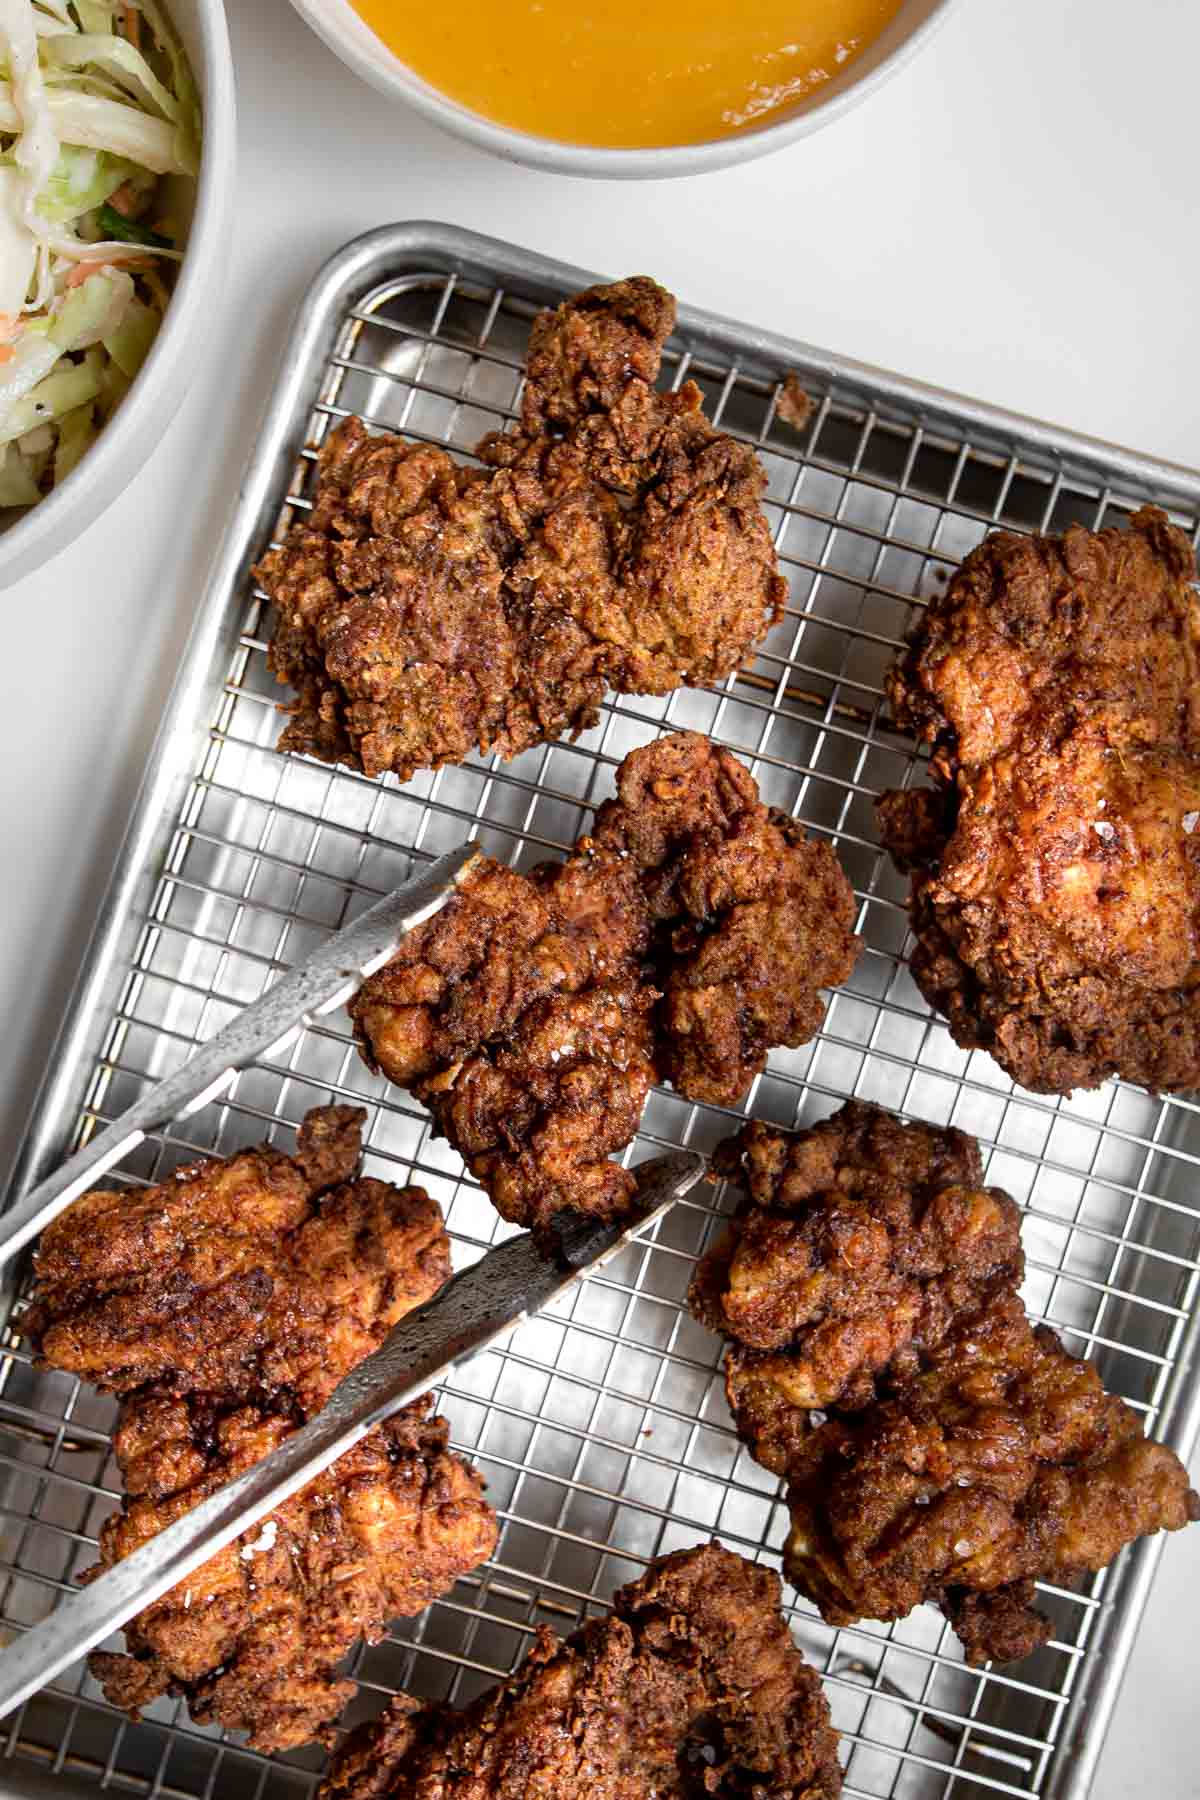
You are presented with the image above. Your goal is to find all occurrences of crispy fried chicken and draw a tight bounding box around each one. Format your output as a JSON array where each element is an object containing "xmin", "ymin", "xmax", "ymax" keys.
[
  {"xmin": 88, "ymin": 1392, "xmax": 496, "ymax": 1752},
  {"xmin": 879, "ymin": 506, "xmax": 1200, "ymax": 1094},
  {"xmin": 24, "ymin": 1107, "xmax": 497, "ymax": 1751},
  {"xmin": 693, "ymin": 1101, "xmax": 1199, "ymax": 1663},
  {"xmin": 703, "ymin": 1130, "xmax": 1022, "ymax": 1480},
  {"xmin": 256, "ymin": 278, "xmax": 786, "ymax": 780},
  {"xmin": 590, "ymin": 733, "xmax": 862, "ymax": 1108},
  {"xmin": 318, "ymin": 1542, "xmax": 842, "ymax": 1800},
  {"xmin": 24, "ymin": 1106, "xmax": 446, "ymax": 1408},
  {"xmin": 695, "ymin": 1103, "xmax": 1023, "ymax": 1446},
  {"xmin": 784, "ymin": 1291, "xmax": 1199, "ymax": 1664},
  {"xmin": 351, "ymin": 848, "xmax": 658, "ymax": 1229},
  {"xmin": 350, "ymin": 733, "xmax": 861, "ymax": 1228}
]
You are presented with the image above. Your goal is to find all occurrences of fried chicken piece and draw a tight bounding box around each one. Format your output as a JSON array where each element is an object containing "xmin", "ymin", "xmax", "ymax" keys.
[
  {"xmin": 783, "ymin": 1292, "xmax": 1200, "ymax": 1664},
  {"xmin": 692, "ymin": 1101, "xmax": 1200, "ymax": 1663},
  {"xmin": 319, "ymin": 1542, "xmax": 842, "ymax": 1800},
  {"xmin": 349, "ymin": 855, "xmax": 650, "ymax": 1090},
  {"xmin": 351, "ymin": 847, "xmax": 658, "ymax": 1230},
  {"xmin": 88, "ymin": 1395, "xmax": 497, "ymax": 1753},
  {"xmin": 475, "ymin": 277, "xmax": 787, "ymax": 701},
  {"xmin": 26, "ymin": 1108, "xmax": 498, "ymax": 1752},
  {"xmin": 515, "ymin": 274, "xmax": 677, "ymax": 440},
  {"xmin": 257, "ymin": 279, "xmax": 785, "ymax": 781},
  {"xmin": 24, "ymin": 1106, "xmax": 448, "ymax": 1410},
  {"xmin": 262, "ymin": 422, "xmax": 610, "ymax": 777},
  {"xmin": 604, "ymin": 410, "xmax": 787, "ymax": 695},
  {"xmin": 593, "ymin": 733, "xmax": 862, "ymax": 1106},
  {"xmin": 486, "ymin": 402, "xmax": 787, "ymax": 699},
  {"xmin": 880, "ymin": 506, "xmax": 1200, "ymax": 1094},
  {"xmin": 693, "ymin": 1104, "xmax": 1022, "ymax": 1438},
  {"xmin": 589, "ymin": 726, "xmax": 769, "ymax": 916},
  {"xmin": 420, "ymin": 976, "xmax": 659, "ymax": 1229},
  {"xmin": 351, "ymin": 733, "xmax": 860, "ymax": 1226}
]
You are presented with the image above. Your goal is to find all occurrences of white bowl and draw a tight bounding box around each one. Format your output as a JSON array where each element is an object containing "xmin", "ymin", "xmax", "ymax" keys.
[
  {"xmin": 289, "ymin": 0, "xmax": 955, "ymax": 179},
  {"xmin": 0, "ymin": 0, "xmax": 236, "ymax": 590}
]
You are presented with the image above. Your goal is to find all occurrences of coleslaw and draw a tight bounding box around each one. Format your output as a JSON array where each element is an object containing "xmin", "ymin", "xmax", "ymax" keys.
[{"xmin": 0, "ymin": 0, "xmax": 198, "ymax": 508}]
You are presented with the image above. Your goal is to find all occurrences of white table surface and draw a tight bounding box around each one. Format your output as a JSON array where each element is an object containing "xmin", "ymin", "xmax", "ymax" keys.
[{"xmin": 2, "ymin": 0, "xmax": 1198, "ymax": 1791}]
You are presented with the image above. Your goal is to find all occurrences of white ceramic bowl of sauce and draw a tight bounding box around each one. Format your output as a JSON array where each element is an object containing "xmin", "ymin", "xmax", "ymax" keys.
[{"xmin": 289, "ymin": 0, "xmax": 957, "ymax": 178}]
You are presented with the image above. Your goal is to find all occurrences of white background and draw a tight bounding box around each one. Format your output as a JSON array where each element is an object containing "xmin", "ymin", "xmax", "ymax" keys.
[{"xmin": 2, "ymin": 0, "xmax": 1198, "ymax": 1791}]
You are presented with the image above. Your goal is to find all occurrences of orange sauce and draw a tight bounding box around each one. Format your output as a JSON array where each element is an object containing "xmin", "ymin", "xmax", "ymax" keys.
[{"xmin": 351, "ymin": 0, "xmax": 906, "ymax": 148}]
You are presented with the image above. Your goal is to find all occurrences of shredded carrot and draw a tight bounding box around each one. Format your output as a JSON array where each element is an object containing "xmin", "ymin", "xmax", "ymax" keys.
[
  {"xmin": 65, "ymin": 255, "xmax": 152, "ymax": 288},
  {"xmin": 108, "ymin": 182, "xmax": 140, "ymax": 219},
  {"xmin": 122, "ymin": 4, "xmax": 141, "ymax": 47},
  {"xmin": 0, "ymin": 346, "xmax": 15, "ymax": 366}
]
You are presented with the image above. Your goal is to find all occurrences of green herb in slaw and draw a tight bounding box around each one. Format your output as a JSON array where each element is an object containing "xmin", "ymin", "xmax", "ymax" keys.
[{"xmin": 0, "ymin": 0, "xmax": 199, "ymax": 508}]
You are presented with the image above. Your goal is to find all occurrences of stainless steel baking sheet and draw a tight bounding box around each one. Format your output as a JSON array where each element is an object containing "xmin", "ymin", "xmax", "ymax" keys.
[{"xmin": 4, "ymin": 221, "xmax": 1200, "ymax": 1800}]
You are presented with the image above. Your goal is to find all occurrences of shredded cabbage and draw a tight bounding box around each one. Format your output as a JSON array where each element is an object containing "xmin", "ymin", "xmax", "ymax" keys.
[
  {"xmin": 51, "ymin": 267, "xmax": 134, "ymax": 346},
  {"xmin": 52, "ymin": 395, "xmax": 94, "ymax": 481},
  {"xmin": 0, "ymin": 0, "xmax": 59, "ymax": 235},
  {"xmin": 37, "ymin": 143, "xmax": 138, "ymax": 221},
  {"xmin": 133, "ymin": 0, "xmax": 198, "ymax": 173},
  {"xmin": 0, "ymin": 0, "xmax": 198, "ymax": 508},
  {"xmin": 0, "ymin": 85, "xmax": 194, "ymax": 174},
  {"xmin": 0, "ymin": 324, "xmax": 67, "ymax": 414},
  {"xmin": 70, "ymin": 1, "xmax": 114, "ymax": 30},
  {"xmin": 103, "ymin": 290, "xmax": 156, "ymax": 375},
  {"xmin": 0, "ymin": 438, "xmax": 39, "ymax": 501},
  {"xmin": 0, "ymin": 355, "xmax": 101, "ymax": 443},
  {"xmin": 43, "ymin": 35, "xmax": 184, "ymax": 124},
  {"xmin": 0, "ymin": 164, "xmax": 35, "ymax": 311}
]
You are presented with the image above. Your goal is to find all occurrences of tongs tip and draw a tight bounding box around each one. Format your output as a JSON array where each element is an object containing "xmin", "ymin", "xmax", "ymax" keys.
[{"xmin": 552, "ymin": 1150, "xmax": 707, "ymax": 1272}]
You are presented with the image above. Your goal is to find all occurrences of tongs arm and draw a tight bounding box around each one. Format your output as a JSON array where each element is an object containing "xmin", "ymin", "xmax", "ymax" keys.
[{"xmin": 0, "ymin": 842, "xmax": 480, "ymax": 1270}]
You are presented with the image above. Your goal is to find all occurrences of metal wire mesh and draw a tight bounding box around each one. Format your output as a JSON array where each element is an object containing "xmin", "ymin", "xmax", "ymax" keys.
[{"xmin": 3, "ymin": 256, "xmax": 1200, "ymax": 1800}]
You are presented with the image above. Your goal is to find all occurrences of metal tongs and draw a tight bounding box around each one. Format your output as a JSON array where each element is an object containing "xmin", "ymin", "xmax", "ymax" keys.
[
  {"xmin": 0, "ymin": 1152, "xmax": 704, "ymax": 1721},
  {"xmin": 0, "ymin": 838, "xmax": 708, "ymax": 1718},
  {"xmin": 0, "ymin": 841, "xmax": 484, "ymax": 1270}
]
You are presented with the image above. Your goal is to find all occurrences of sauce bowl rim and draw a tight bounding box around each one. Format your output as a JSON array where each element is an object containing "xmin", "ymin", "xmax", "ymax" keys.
[{"xmin": 288, "ymin": 0, "xmax": 960, "ymax": 179}]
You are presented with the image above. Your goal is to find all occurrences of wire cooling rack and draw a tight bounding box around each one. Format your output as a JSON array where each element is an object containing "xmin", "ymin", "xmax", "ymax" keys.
[{"xmin": 4, "ymin": 224, "xmax": 1200, "ymax": 1800}]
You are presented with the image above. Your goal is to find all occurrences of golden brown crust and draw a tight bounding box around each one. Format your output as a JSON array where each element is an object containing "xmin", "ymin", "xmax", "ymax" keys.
[
  {"xmin": 24, "ymin": 1108, "xmax": 447, "ymax": 1412},
  {"xmin": 693, "ymin": 1100, "xmax": 1200, "ymax": 1663},
  {"xmin": 880, "ymin": 506, "xmax": 1200, "ymax": 1094},
  {"xmin": 89, "ymin": 1396, "xmax": 496, "ymax": 1753},
  {"xmin": 25, "ymin": 1107, "xmax": 497, "ymax": 1752},
  {"xmin": 658, "ymin": 808, "xmax": 860, "ymax": 1106},
  {"xmin": 261, "ymin": 423, "xmax": 609, "ymax": 777},
  {"xmin": 350, "ymin": 847, "xmax": 658, "ymax": 1230},
  {"xmin": 696, "ymin": 1103, "xmax": 1021, "ymax": 1433},
  {"xmin": 516, "ymin": 275, "xmax": 677, "ymax": 438},
  {"xmin": 592, "ymin": 734, "xmax": 862, "ymax": 1108},
  {"xmin": 256, "ymin": 279, "xmax": 785, "ymax": 781},
  {"xmin": 350, "ymin": 733, "xmax": 861, "ymax": 1227},
  {"xmin": 319, "ymin": 1542, "xmax": 843, "ymax": 1800},
  {"xmin": 422, "ymin": 975, "xmax": 659, "ymax": 1226},
  {"xmin": 783, "ymin": 1295, "xmax": 1200, "ymax": 1664}
]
